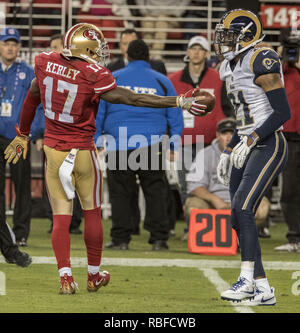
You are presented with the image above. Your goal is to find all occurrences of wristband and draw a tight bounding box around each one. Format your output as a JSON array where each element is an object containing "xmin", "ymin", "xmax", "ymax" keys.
[{"xmin": 223, "ymin": 149, "xmax": 231, "ymax": 155}]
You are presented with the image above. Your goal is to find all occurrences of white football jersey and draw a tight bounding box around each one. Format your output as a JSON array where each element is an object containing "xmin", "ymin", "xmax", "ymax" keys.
[{"xmin": 219, "ymin": 47, "xmax": 284, "ymax": 136}]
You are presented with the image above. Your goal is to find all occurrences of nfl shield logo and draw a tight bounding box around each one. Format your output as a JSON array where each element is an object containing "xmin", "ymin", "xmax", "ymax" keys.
[{"xmin": 19, "ymin": 72, "xmax": 26, "ymax": 80}]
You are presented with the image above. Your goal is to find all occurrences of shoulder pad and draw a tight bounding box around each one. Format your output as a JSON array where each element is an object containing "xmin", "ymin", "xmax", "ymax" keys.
[{"xmin": 250, "ymin": 47, "xmax": 281, "ymax": 76}]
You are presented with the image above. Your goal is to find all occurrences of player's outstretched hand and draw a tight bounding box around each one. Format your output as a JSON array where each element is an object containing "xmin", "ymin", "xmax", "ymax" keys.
[
  {"xmin": 177, "ymin": 87, "xmax": 216, "ymax": 116},
  {"xmin": 177, "ymin": 93, "xmax": 207, "ymax": 116},
  {"xmin": 4, "ymin": 126, "xmax": 29, "ymax": 164}
]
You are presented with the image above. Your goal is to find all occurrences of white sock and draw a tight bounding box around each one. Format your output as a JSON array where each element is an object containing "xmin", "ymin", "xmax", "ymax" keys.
[
  {"xmin": 255, "ymin": 277, "xmax": 271, "ymax": 292},
  {"xmin": 88, "ymin": 265, "xmax": 100, "ymax": 275},
  {"xmin": 59, "ymin": 267, "xmax": 72, "ymax": 277},
  {"xmin": 240, "ymin": 261, "xmax": 254, "ymax": 282}
]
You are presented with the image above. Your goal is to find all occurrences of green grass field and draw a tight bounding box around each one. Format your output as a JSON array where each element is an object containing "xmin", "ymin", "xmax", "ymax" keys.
[{"xmin": 0, "ymin": 217, "xmax": 299, "ymax": 314}]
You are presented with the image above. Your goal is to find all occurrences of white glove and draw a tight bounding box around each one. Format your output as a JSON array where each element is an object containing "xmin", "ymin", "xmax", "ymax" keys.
[
  {"xmin": 230, "ymin": 135, "xmax": 258, "ymax": 169},
  {"xmin": 217, "ymin": 151, "xmax": 231, "ymax": 186},
  {"xmin": 59, "ymin": 148, "xmax": 79, "ymax": 200}
]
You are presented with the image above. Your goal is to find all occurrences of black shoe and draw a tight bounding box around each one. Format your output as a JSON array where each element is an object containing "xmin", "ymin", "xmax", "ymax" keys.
[
  {"xmin": 16, "ymin": 238, "xmax": 27, "ymax": 247},
  {"xmin": 152, "ymin": 240, "xmax": 169, "ymax": 251},
  {"xmin": 105, "ymin": 241, "xmax": 129, "ymax": 250},
  {"xmin": 70, "ymin": 228, "xmax": 82, "ymax": 235},
  {"xmin": 258, "ymin": 227, "xmax": 271, "ymax": 238},
  {"xmin": 5, "ymin": 251, "xmax": 32, "ymax": 267}
]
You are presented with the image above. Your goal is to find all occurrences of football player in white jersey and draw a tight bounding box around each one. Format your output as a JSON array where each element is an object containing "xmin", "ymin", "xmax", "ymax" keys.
[{"xmin": 214, "ymin": 9, "xmax": 291, "ymax": 306}]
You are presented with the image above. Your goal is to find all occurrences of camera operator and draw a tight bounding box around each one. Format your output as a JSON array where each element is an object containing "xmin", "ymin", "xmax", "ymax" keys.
[{"xmin": 274, "ymin": 28, "xmax": 300, "ymax": 252}]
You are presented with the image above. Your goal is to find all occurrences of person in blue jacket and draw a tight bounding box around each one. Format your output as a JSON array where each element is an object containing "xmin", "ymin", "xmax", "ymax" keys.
[
  {"xmin": 95, "ymin": 39, "xmax": 184, "ymax": 250},
  {"xmin": 0, "ymin": 27, "xmax": 42, "ymax": 263}
]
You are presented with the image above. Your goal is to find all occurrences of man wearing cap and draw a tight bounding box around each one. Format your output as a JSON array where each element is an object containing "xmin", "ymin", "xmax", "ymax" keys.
[
  {"xmin": 184, "ymin": 118, "xmax": 270, "ymax": 239},
  {"xmin": 168, "ymin": 35, "xmax": 226, "ymax": 225},
  {"xmin": 0, "ymin": 27, "xmax": 42, "ymax": 257}
]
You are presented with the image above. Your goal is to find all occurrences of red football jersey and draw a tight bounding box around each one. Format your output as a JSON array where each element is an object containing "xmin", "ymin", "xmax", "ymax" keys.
[{"xmin": 34, "ymin": 51, "xmax": 117, "ymax": 150}]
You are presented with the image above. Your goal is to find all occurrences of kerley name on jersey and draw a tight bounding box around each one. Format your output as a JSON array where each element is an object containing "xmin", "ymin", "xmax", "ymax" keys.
[{"xmin": 34, "ymin": 51, "xmax": 117, "ymax": 150}]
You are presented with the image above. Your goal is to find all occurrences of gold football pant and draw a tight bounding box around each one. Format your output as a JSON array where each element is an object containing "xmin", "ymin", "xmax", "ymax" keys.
[{"xmin": 43, "ymin": 145, "xmax": 102, "ymax": 215}]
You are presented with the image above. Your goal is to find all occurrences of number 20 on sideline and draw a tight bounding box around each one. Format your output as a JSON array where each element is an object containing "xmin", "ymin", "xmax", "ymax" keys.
[{"xmin": 188, "ymin": 209, "xmax": 237, "ymax": 256}]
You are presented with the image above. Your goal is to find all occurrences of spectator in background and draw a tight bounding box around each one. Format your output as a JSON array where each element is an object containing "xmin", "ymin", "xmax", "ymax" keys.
[
  {"xmin": 184, "ymin": 118, "xmax": 270, "ymax": 239},
  {"xmin": 168, "ymin": 35, "xmax": 226, "ymax": 233},
  {"xmin": 95, "ymin": 39, "xmax": 184, "ymax": 250},
  {"xmin": 0, "ymin": 27, "xmax": 39, "ymax": 254},
  {"xmin": 274, "ymin": 28, "xmax": 300, "ymax": 252},
  {"xmin": 107, "ymin": 28, "xmax": 167, "ymax": 75},
  {"xmin": 106, "ymin": 28, "xmax": 167, "ymax": 235},
  {"xmin": 135, "ymin": 0, "xmax": 190, "ymax": 59},
  {"xmin": 49, "ymin": 33, "xmax": 64, "ymax": 52}
]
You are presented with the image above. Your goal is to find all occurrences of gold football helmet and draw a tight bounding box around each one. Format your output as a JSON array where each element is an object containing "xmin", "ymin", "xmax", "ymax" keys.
[{"xmin": 62, "ymin": 23, "xmax": 109, "ymax": 66}]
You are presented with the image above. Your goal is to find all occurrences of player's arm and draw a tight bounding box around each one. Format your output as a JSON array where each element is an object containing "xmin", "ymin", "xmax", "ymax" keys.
[
  {"xmin": 100, "ymin": 86, "xmax": 205, "ymax": 112},
  {"xmin": 4, "ymin": 79, "xmax": 41, "ymax": 164},
  {"xmin": 251, "ymin": 72, "xmax": 290, "ymax": 142},
  {"xmin": 246, "ymin": 49, "xmax": 291, "ymax": 145},
  {"xmin": 19, "ymin": 78, "xmax": 41, "ymax": 135}
]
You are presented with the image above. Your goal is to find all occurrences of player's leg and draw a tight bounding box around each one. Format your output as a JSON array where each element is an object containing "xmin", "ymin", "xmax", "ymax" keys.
[
  {"xmin": 74, "ymin": 149, "xmax": 109, "ymax": 292},
  {"xmin": 43, "ymin": 145, "xmax": 77, "ymax": 294},
  {"xmin": 220, "ymin": 165, "xmax": 256, "ymax": 301},
  {"xmin": 223, "ymin": 132, "xmax": 287, "ymax": 303}
]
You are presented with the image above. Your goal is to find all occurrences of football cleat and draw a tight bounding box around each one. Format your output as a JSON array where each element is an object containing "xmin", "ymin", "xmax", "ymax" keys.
[
  {"xmin": 59, "ymin": 273, "xmax": 78, "ymax": 295},
  {"xmin": 221, "ymin": 277, "xmax": 255, "ymax": 302},
  {"xmin": 87, "ymin": 270, "xmax": 110, "ymax": 292},
  {"xmin": 241, "ymin": 287, "xmax": 276, "ymax": 306}
]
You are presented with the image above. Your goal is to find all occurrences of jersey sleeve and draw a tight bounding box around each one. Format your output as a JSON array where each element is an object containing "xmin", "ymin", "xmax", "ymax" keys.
[
  {"xmin": 93, "ymin": 69, "xmax": 117, "ymax": 96},
  {"xmin": 251, "ymin": 48, "xmax": 281, "ymax": 80}
]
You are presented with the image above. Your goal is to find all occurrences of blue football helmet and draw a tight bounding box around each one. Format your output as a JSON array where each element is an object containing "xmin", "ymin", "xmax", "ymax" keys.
[{"xmin": 214, "ymin": 9, "xmax": 265, "ymax": 60}]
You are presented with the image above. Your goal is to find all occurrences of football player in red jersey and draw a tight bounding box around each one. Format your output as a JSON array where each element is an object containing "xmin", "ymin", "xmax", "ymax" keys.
[{"xmin": 4, "ymin": 23, "xmax": 206, "ymax": 294}]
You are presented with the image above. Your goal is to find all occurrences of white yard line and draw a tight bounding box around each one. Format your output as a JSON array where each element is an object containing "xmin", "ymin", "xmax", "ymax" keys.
[{"xmin": 202, "ymin": 268, "xmax": 254, "ymax": 314}]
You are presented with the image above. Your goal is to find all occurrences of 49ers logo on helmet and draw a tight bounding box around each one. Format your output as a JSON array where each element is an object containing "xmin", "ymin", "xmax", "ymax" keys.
[{"xmin": 83, "ymin": 29, "xmax": 100, "ymax": 40}]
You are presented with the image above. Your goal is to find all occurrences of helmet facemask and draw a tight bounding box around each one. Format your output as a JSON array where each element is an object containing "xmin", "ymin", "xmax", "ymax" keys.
[{"xmin": 82, "ymin": 39, "xmax": 110, "ymax": 66}]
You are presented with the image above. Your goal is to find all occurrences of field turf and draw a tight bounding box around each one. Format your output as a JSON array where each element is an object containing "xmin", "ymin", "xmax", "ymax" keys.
[{"xmin": 0, "ymin": 217, "xmax": 299, "ymax": 315}]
